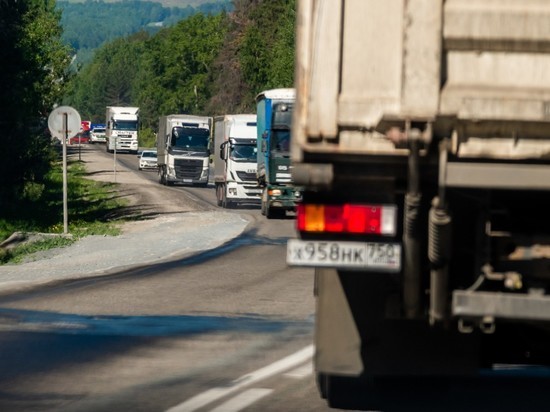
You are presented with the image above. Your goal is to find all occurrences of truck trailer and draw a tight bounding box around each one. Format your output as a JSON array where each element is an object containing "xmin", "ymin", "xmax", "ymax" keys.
[
  {"xmin": 157, "ymin": 114, "xmax": 212, "ymax": 186},
  {"xmin": 105, "ymin": 106, "xmax": 139, "ymax": 154},
  {"xmin": 214, "ymin": 114, "xmax": 261, "ymax": 208},
  {"xmin": 289, "ymin": 0, "xmax": 550, "ymax": 409},
  {"xmin": 256, "ymin": 88, "xmax": 302, "ymax": 218}
]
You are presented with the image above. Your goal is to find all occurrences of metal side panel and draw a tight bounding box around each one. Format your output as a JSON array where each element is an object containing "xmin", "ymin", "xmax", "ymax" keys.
[
  {"xmin": 338, "ymin": 0, "xmax": 404, "ymax": 129},
  {"xmin": 315, "ymin": 268, "xmax": 363, "ymax": 376},
  {"xmin": 305, "ymin": 0, "xmax": 341, "ymax": 140},
  {"xmin": 444, "ymin": 0, "xmax": 550, "ymax": 51},
  {"xmin": 444, "ymin": 162, "xmax": 550, "ymax": 190},
  {"xmin": 453, "ymin": 290, "xmax": 550, "ymax": 321}
]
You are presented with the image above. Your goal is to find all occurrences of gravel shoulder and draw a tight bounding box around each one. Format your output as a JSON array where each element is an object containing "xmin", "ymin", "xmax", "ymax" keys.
[{"xmin": 0, "ymin": 146, "xmax": 250, "ymax": 294}]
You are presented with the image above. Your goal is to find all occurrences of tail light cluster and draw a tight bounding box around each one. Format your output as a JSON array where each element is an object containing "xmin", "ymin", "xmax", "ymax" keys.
[{"xmin": 297, "ymin": 203, "xmax": 397, "ymax": 236}]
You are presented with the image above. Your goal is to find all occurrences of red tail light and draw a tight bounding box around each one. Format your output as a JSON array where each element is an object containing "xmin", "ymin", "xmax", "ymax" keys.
[{"xmin": 297, "ymin": 204, "xmax": 397, "ymax": 236}]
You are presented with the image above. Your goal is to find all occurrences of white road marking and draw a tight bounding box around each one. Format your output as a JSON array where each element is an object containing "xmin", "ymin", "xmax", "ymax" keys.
[
  {"xmin": 283, "ymin": 361, "xmax": 313, "ymax": 379},
  {"xmin": 210, "ymin": 388, "xmax": 273, "ymax": 412},
  {"xmin": 165, "ymin": 344, "xmax": 314, "ymax": 412}
]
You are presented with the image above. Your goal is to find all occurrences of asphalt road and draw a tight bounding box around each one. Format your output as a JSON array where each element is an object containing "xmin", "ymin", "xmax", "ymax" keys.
[{"xmin": 0, "ymin": 145, "xmax": 334, "ymax": 412}]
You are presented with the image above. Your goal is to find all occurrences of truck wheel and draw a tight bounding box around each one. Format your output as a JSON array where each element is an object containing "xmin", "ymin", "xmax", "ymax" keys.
[
  {"xmin": 265, "ymin": 204, "xmax": 275, "ymax": 219},
  {"xmin": 265, "ymin": 204, "xmax": 284, "ymax": 219},
  {"xmin": 260, "ymin": 199, "xmax": 266, "ymax": 216},
  {"xmin": 261, "ymin": 189, "xmax": 268, "ymax": 216},
  {"xmin": 316, "ymin": 372, "xmax": 328, "ymax": 399},
  {"xmin": 216, "ymin": 184, "xmax": 222, "ymax": 206},
  {"xmin": 221, "ymin": 186, "xmax": 232, "ymax": 208}
]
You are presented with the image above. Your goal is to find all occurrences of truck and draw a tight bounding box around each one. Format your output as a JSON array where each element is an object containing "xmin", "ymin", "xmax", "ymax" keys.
[
  {"xmin": 105, "ymin": 106, "xmax": 139, "ymax": 154},
  {"xmin": 89, "ymin": 123, "xmax": 106, "ymax": 144},
  {"xmin": 80, "ymin": 120, "xmax": 91, "ymax": 133},
  {"xmin": 256, "ymin": 88, "xmax": 302, "ymax": 218},
  {"xmin": 157, "ymin": 114, "xmax": 212, "ymax": 186},
  {"xmin": 288, "ymin": 0, "xmax": 550, "ymax": 409},
  {"xmin": 213, "ymin": 114, "xmax": 261, "ymax": 208}
]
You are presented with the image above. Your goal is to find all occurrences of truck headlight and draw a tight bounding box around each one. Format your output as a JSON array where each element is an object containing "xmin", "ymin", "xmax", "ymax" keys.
[{"xmin": 268, "ymin": 189, "xmax": 282, "ymax": 196}]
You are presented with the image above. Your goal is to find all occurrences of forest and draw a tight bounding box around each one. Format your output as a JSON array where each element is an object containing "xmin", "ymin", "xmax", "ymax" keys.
[
  {"xmin": 64, "ymin": 0, "xmax": 296, "ymax": 145},
  {"xmin": 58, "ymin": 0, "xmax": 232, "ymax": 66},
  {"xmin": 0, "ymin": 0, "xmax": 295, "ymax": 211}
]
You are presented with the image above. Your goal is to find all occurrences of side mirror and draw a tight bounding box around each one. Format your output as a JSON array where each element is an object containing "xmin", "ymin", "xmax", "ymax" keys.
[
  {"xmin": 262, "ymin": 130, "xmax": 268, "ymax": 139},
  {"xmin": 219, "ymin": 142, "xmax": 226, "ymax": 160}
]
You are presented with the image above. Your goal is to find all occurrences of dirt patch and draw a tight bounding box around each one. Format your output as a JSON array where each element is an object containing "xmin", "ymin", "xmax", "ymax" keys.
[{"xmin": 75, "ymin": 146, "xmax": 202, "ymax": 217}]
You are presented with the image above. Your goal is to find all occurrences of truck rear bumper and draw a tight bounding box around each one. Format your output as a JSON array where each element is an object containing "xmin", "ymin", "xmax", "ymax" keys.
[{"xmin": 453, "ymin": 290, "xmax": 550, "ymax": 322}]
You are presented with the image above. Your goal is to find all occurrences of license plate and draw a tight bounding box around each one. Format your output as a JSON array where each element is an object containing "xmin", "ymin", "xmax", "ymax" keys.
[{"xmin": 287, "ymin": 239, "xmax": 401, "ymax": 272}]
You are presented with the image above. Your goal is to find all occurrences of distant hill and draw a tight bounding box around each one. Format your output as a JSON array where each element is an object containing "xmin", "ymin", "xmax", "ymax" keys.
[
  {"xmin": 61, "ymin": 0, "xmax": 223, "ymax": 7},
  {"xmin": 57, "ymin": 0, "xmax": 232, "ymax": 66}
]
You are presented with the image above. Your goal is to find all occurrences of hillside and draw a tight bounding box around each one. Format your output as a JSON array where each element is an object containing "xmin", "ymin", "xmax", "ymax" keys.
[
  {"xmin": 62, "ymin": 0, "xmax": 222, "ymax": 7},
  {"xmin": 58, "ymin": 0, "xmax": 231, "ymax": 66}
]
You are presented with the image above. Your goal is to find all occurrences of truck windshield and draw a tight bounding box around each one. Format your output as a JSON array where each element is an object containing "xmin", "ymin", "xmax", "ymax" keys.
[
  {"xmin": 271, "ymin": 130, "xmax": 290, "ymax": 153},
  {"xmin": 171, "ymin": 126, "xmax": 210, "ymax": 152},
  {"xmin": 113, "ymin": 121, "xmax": 138, "ymax": 131},
  {"xmin": 230, "ymin": 144, "xmax": 257, "ymax": 162},
  {"xmin": 272, "ymin": 103, "xmax": 293, "ymax": 130}
]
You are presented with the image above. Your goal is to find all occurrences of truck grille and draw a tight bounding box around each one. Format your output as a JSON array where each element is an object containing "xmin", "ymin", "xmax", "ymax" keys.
[
  {"xmin": 236, "ymin": 171, "xmax": 256, "ymax": 182},
  {"xmin": 174, "ymin": 158, "xmax": 203, "ymax": 179}
]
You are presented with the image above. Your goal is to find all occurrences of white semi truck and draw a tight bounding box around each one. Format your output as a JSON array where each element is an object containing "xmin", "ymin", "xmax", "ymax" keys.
[
  {"xmin": 289, "ymin": 0, "xmax": 550, "ymax": 410},
  {"xmin": 213, "ymin": 114, "xmax": 261, "ymax": 208},
  {"xmin": 157, "ymin": 114, "xmax": 212, "ymax": 186},
  {"xmin": 105, "ymin": 106, "xmax": 139, "ymax": 154}
]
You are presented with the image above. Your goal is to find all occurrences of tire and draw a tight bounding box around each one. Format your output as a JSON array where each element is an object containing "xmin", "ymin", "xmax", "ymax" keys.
[
  {"xmin": 316, "ymin": 372, "xmax": 328, "ymax": 399},
  {"xmin": 160, "ymin": 168, "xmax": 168, "ymax": 185},
  {"xmin": 221, "ymin": 185, "xmax": 229, "ymax": 208},
  {"xmin": 216, "ymin": 184, "xmax": 222, "ymax": 207},
  {"xmin": 266, "ymin": 204, "xmax": 284, "ymax": 219},
  {"xmin": 260, "ymin": 199, "xmax": 266, "ymax": 216},
  {"xmin": 265, "ymin": 204, "xmax": 275, "ymax": 219},
  {"xmin": 260, "ymin": 188, "xmax": 267, "ymax": 216}
]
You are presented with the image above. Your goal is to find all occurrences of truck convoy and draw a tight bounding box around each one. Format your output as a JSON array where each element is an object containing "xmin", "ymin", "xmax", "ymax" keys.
[
  {"xmin": 288, "ymin": 0, "xmax": 550, "ymax": 409},
  {"xmin": 256, "ymin": 88, "xmax": 301, "ymax": 218},
  {"xmin": 213, "ymin": 114, "xmax": 261, "ymax": 208},
  {"xmin": 157, "ymin": 114, "xmax": 212, "ymax": 186},
  {"xmin": 105, "ymin": 106, "xmax": 139, "ymax": 154}
]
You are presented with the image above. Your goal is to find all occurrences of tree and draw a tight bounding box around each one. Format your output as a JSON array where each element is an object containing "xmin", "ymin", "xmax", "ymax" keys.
[
  {"xmin": 0, "ymin": 0, "xmax": 71, "ymax": 212},
  {"xmin": 207, "ymin": 0, "xmax": 296, "ymax": 114},
  {"xmin": 134, "ymin": 12, "xmax": 226, "ymax": 128},
  {"xmin": 65, "ymin": 31, "xmax": 148, "ymax": 122}
]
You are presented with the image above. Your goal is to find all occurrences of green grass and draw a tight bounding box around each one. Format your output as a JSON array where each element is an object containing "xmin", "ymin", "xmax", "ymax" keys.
[{"xmin": 0, "ymin": 159, "xmax": 131, "ymax": 265}]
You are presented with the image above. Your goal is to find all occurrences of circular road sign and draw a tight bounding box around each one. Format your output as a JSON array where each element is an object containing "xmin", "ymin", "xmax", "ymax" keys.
[{"xmin": 48, "ymin": 106, "xmax": 81, "ymax": 140}]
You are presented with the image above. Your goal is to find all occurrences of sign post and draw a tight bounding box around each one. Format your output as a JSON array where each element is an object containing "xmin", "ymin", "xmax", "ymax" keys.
[{"xmin": 48, "ymin": 106, "xmax": 81, "ymax": 234}]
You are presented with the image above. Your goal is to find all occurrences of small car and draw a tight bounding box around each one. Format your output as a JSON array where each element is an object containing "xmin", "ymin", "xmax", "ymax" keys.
[
  {"xmin": 89, "ymin": 127, "xmax": 106, "ymax": 144},
  {"xmin": 69, "ymin": 131, "xmax": 90, "ymax": 145},
  {"xmin": 139, "ymin": 150, "xmax": 158, "ymax": 170}
]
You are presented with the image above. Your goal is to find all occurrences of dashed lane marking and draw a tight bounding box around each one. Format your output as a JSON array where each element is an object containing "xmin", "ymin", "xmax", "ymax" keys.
[
  {"xmin": 210, "ymin": 388, "xmax": 273, "ymax": 412},
  {"xmin": 165, "ymin": 344, "xmax": 314, "ymax": 412}
]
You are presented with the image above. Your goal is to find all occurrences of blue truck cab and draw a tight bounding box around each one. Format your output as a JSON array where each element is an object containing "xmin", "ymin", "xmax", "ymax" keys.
[{"xmin": 256, "ymin": 88, "xmax": 301, "ymax": 218}]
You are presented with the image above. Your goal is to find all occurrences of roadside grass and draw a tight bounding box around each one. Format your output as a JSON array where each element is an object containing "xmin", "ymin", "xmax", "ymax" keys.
[{"xmin": 0, "ymin": 158, "xmax": 129, "ymax": 264}]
